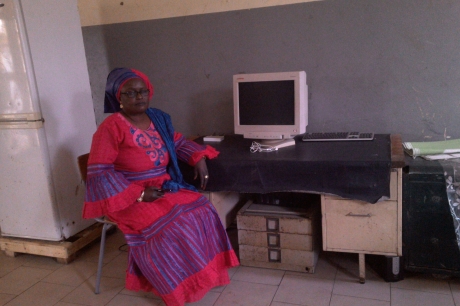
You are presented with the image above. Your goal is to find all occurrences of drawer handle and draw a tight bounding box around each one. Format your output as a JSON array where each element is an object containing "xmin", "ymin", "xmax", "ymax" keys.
[
  {"xmin": 267, "ymin": 233, "xmax": 280, "ymax": 247},
  {"xmin": 268, "ymin": 248, "xmax": 281, "ymax": 263},
  {"xmin": 266, "ymin": 218, "xmax": 279, "ymax": 232},
  {"xmin": 346, "ymin": 212, "xmax": 371, "ymax": 217}
]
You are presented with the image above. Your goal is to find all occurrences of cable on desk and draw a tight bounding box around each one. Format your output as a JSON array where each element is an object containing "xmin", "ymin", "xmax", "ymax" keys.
[{"xmin": 250, "ymin": 141, "xmax": 278, "ymax": 153}]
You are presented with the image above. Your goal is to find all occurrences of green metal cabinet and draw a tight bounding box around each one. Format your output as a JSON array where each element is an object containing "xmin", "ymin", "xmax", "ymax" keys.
[{"xmin": 402, "ymin": 156, "xmax": 460, "ymax": 276}]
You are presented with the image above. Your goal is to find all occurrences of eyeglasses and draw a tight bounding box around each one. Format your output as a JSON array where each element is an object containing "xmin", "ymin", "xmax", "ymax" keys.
[{"xmin": 120, "ymin": 89, "xmax": 150, "ymax": 98}]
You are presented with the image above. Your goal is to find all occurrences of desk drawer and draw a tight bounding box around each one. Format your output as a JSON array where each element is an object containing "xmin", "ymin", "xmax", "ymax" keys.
[
  {"xmin": 237, "ymin": 214, "xmax": 314, "ymax": 235},
  {"xmin": 322, "ymin": 197, "xmax": 399, "ymax": 254},
  {"xmin": 239, "ymin": 244, "xmax": 319, "ymax": 273},
  {"xmin": 238, "ymin": 229, "xmax": 314, "ymax": 251}
]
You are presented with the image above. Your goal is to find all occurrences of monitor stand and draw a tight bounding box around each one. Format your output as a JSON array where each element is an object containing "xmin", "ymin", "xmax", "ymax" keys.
[{"xmin": 261, "ymin": 138, "xmax": 296, "ymax": 149}]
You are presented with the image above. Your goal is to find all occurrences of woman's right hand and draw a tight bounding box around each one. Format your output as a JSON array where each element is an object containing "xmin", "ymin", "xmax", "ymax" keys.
[{"xmin": 142, "ymin": 186, "xmax": 166, "ymax": 202}]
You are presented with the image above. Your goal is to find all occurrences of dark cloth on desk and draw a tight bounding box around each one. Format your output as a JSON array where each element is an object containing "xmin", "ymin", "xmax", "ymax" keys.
[{"xmin": 187, "ymin": 134, "xmax": 392, "ymax": 203}]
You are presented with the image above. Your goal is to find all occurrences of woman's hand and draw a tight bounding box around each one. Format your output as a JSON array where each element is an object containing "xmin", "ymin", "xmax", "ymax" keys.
[
  {"xmin": 194, "ymin": 157, "xmax": 209, "ymax": 190},
  {"xmin": 142, "ymin": 186, "xmax": 166, "ymax": 202}
]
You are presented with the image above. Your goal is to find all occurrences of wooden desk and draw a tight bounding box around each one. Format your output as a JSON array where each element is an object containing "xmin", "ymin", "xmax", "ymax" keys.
[{"xmin": 192, "ymin": 134, "xmax": 405, "ymax": 282}]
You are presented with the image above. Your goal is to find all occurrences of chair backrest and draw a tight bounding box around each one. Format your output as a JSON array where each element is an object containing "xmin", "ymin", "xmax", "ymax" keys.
[{"xmin": 78, "ymin": 153, "xmax": 90, "ymax": 182}]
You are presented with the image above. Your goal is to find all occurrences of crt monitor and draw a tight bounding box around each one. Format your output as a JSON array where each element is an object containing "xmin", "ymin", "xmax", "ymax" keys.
[{"xmin": 233, "ymin": 71, "xmax": 308, "ymax": 143}]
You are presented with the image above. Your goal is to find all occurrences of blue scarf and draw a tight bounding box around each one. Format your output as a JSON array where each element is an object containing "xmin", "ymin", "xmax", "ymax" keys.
[{"xmin": 146, "ymin": 108, "xmax": 197, "ymax": 192}]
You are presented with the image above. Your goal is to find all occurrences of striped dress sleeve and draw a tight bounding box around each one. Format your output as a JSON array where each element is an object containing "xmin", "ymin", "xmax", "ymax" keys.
[
  {"xmin": 173, "ymin": 132, "xmax": 219, "ymax": 166},
  {"xmin": 82, "ymin": 118, "xmax": 144, "ymax": 219}
]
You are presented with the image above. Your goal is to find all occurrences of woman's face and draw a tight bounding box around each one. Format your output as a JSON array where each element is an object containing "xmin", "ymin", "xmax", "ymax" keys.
[{"xmin": 119, "ymin": 78, "xmax": 150, "ymax": 115}]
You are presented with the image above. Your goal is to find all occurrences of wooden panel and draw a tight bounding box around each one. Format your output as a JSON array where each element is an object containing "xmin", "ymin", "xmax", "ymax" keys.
[
  {"xmin": 0, "ymin": 223, "xmax": 104, "ymax": 264},
  {"xmin": 390, "ymin": 134, "xmax": 405, "ymax": 168},
  {"xmin": 202, "ymin": 191, "xmax": 241, "ymax": 228}
]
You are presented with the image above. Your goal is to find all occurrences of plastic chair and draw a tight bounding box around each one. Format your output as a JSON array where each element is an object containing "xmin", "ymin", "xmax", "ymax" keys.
[{"xmin": 77, "ymin": 153, "xmax": 117, "ymax": 294}]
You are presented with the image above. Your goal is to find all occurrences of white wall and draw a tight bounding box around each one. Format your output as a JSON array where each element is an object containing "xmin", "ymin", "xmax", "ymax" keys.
[{"xmin": 77, "ymin": 0, "xmax": 320, "ymax": 26}]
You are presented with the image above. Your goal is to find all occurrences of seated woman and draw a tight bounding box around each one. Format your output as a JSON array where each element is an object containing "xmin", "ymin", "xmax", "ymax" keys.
[{"xmin": 82, "ymin": 68, "xmax": 239, "ymax": 306}]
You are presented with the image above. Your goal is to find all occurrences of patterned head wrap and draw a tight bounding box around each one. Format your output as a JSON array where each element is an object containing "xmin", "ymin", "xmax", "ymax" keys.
[{"xmin": 104, "ymin": 68, "xmax": 154, "ymax": 113}]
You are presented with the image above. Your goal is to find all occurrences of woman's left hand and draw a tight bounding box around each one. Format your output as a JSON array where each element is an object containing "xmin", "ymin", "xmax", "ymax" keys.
[{"xmin": 194, "ymin": 157, "xmax": 209, "ymax": 190}]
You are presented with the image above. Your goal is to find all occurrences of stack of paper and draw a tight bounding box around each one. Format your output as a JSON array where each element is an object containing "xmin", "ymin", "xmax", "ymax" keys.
[{"xmin": 403, "ymin": 139, "xmax": 460, "ymax": 160}]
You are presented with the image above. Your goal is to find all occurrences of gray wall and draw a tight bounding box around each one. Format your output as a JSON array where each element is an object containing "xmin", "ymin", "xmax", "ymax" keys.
[{"xmin": 82, "ymin": 0, "xmax": 460, "ymax": 142}]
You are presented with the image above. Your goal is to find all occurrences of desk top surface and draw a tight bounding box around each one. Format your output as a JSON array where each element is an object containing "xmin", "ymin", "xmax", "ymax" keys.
[
  {"xmin": 189, "ymin": 134, "xmax": 399, "ymax": 203},
  {"xmin": 198, "ymin": 134, "xmax": 392, "ymax": 163}
]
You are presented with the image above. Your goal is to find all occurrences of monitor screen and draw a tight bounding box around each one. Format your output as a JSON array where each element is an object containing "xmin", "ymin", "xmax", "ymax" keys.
[{"xmin": 238, "ymin": 80, "xmax": 295, "ymax": 126}]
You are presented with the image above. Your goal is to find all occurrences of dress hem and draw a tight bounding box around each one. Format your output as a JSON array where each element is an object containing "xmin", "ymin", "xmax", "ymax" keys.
[{"xmin": 125, "ymin": 250, "xmax": 239, "ymax": 306}]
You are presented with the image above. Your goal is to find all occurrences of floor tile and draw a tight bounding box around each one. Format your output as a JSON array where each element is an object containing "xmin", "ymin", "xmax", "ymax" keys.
[
  {"xmin": 215, "ymin": 280, "xmax": 278, "ymax": 306},
  {"xmin": 332, "ymin": 278, "xmax": 390, "ymax": 302},
  {"xmin": 0, "ymin": 293, "xmax": 15, "ymax": 306},
  {"xmin": 0, "ymin": 266, "xmax": 52, "ymax": 295},
  {"xmin": 0, "ymin": 253, "xmax": 32, "ymax": 278},
  {"xmin": 3, "ymin": 282, "xmax": 75, "ymax": 306},
  {"xmin": 449, "ymin": 279, "xmax": 460, "ymax": 305},
  {"xmin": 60, "ymin": 275, "xmax": 125, "ymax": 306},
  {"xmin": 391, "ymin": 287, "xmax": 455, "ymax": 306},
  {"xmin": 21, "ymin": 254, "xmax": 65, "ymax": 271},
  {"xmin": 273, "ymin": 273, "xmax": 334, "ymax": 306},
  {"xmin": 227, "ymin": 266, "xmax": 239, "ymax": 279},
  {"xmin": 101, "ymin": 252, "xmax": 128, "ymax": 278},
  {"xmin": 118, "ymin": 288, "xmax": 161, "ymax": 300},
  {"xmin": 41, "ymin": 259, "xmax": 99, "ymax": 287},
  {"xmin": 106, "ymin": 293, "xmax": 163, "ymax": 306},
  {"xmin": 329, "ymin": 294, "xmax": 390, "ymax": 306},
  {"xmin": 310, "ymin": 252, "xmax": 339, "ymax": 279},
  {"xmin": 3, "ymin": 225, "xmax": 460, "ymax": 306},
  {"xmin": 210, "ymin": 285, "xmax": 226, "ymax": 293},
  {"xmin": 76, "ymin": 240, "xmax": 123, "ymax": 264},
  {"xmin": 391, "ymin": 272, "xmax": 451, "ymax": 294},
  {"xmin": 232, "ymin": 266, "xmax": 285, "ymax": 285},
  {"xmin": 286, "ymin": 252, "xmax": 338, "ymax": 280},
  {"xmin": 334, "ymin": 253, "xmax": 381, "ymax": 282},
  {"xmin": 118, "ymin": 285, "xmax": 226, "ymax": 305},
  {"xmin": 104, "ymin": 229, "xmax": 127, "ymax": 249},
  {"xmin": 270, "ymin": 302, "xmax": 303, "ymax": 306},
  {"xmin": 187, "ymin": 291, "xmax": 221, "ymax": 305}
]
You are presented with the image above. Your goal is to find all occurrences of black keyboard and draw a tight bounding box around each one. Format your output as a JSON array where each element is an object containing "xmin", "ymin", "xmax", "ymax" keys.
[{"xmin": 302, "ymin": 132, "xmax": 374, "ymax": 142}]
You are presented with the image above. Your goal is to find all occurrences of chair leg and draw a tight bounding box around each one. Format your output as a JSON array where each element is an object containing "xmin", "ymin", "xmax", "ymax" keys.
[{"xmin": 95, "ymin": 223, "xmax": 111, "ymax": 294}]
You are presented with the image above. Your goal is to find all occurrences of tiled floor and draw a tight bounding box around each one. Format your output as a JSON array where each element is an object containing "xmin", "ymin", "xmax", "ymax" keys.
[{"xmin": 1, "ymin": 227, "xmax": 460, "ymax": 306}]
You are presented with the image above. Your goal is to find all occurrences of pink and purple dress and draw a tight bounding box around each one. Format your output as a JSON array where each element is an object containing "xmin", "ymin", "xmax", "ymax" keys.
[{"xmin": 82, "ymin": 112, "xmax": 239, "ymax": 305}]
